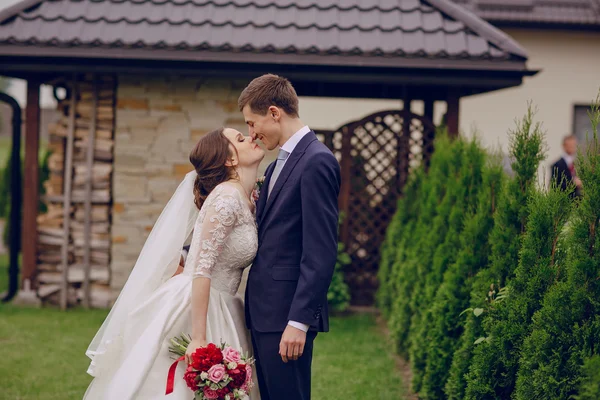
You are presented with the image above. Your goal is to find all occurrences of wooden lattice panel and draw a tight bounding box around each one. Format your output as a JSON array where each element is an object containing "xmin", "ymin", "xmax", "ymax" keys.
[{"xmin": 317, "ymin": 109, "xmax": 435, "ymax": 305}]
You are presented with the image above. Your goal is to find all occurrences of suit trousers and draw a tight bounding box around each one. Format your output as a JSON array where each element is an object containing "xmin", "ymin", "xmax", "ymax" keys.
[{"xmin": 251, "ymin": 329, "xmax": 317, "ymax": 400}]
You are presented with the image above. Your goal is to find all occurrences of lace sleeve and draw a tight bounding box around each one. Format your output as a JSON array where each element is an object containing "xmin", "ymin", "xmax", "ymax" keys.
[{"xmin": 191, "ymin": 186, "xmax": 242, "ymax": 279}]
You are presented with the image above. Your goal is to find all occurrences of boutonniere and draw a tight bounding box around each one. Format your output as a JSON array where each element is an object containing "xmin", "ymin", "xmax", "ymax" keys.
[{"xmin": 252, "ymin": 176, "xmax": 266, "ymax": 202}]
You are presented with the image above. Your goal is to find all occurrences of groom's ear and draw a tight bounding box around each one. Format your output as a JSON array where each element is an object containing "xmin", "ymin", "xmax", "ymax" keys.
[{"xmin": 269, "ymin": 106, "xmax": 281, "ymax": 122}]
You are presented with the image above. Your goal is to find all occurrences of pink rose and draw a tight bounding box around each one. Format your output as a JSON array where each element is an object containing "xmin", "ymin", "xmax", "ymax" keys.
[
  {"xmin": 203, "ymin": 386, "xmax": 219, "ymax": 399},
  {"xmin": 243, "ymin": 364, "xmax": 253, "ymax": 389},
  {"xmin": 223, "ymin": 347, "xmax": 242, "ymax": 364},
  {"xmin": 207, "ymin": 364, "xmax": 226, "ymax": 383}
]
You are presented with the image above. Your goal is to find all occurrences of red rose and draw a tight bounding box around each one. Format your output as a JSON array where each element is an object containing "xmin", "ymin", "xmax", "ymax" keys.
[
  {"xmin": 215, "ymin": 386, "xmax": 230, "ymax": 398},
  {"xmin": 183, "ymin": 365, "xmax": 198, "ymax": 390},
  {"xmin": 190, "ymin": 349, "xmax": 212, "ymax": 372},
  {"xmin": 228, "ymin": 364, "xmax": 246, "ymax": 388},
  {"xmin": 190, "ymin": 344, "xmax": 224, "ymax": 372}
]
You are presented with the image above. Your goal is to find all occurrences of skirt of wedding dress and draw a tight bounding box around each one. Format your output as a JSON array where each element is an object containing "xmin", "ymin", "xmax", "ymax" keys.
[{"xmin": 84, "ymin": 273, "xmax": 260, "ymax": 399}]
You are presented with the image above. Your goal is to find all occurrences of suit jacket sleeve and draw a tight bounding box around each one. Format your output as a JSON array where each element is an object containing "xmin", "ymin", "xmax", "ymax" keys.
[
  {"xmin": 551, "ymin": 160, "xmax": 568, "ymax": 191},
  {"xmin": 288, "ymin": 151, "xmax": 341, "ymax": 325}
]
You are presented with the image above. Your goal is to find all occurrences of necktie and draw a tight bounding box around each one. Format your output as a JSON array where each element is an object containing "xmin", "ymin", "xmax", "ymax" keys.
[
  {"xmin": 268, "ymin": 149, "xmax": 290, "ymax": 199},
  {"xmin": 568, "ymin": 162, "xmax": 576, "ymax": 177}
]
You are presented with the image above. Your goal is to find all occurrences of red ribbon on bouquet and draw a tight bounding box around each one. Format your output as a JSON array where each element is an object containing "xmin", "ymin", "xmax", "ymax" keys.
[{"xmin": 165, "ymin": 355, "xmax": 185, "ymax": 395}]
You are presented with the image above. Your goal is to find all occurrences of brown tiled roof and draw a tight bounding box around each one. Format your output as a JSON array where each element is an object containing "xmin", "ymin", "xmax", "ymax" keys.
[
  {"xmin": 454, "ymin": 0, "xmax": 600, "ymax": 28},
  {"xmin": 0, "ymin": 0, "xmax": 529, "ymax": 68}
]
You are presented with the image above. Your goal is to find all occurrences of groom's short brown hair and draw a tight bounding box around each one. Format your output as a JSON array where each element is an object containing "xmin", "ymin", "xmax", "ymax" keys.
[{"xmin": 238, "ymin": 74, "xmax": 299, "ymax": 118}]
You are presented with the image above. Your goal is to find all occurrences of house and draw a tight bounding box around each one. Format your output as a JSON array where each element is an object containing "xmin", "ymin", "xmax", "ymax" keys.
[
  {"xmin": 0, "ymin": 0, "xmax": 534, "ymax": 306},
  {"xmin": 310, "ymin": 0, "xmax": 600, "ymax": 175}
]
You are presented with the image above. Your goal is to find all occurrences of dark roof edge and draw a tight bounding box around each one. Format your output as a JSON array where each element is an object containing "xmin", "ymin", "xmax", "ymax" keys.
[
  {"xmin": 426, "ymin": 0, "xmax": 529, "ymax": 59},
  {"xmin": 0, "ymin": 0, "xmax": 42, "ymax": 24},
  {"xmin": 0, "ymin": 44, "xmax": 534, "ymax": 72},
  {"xmin": 487, "ymin": 20, "xmax": 600, "ymax": 31}
]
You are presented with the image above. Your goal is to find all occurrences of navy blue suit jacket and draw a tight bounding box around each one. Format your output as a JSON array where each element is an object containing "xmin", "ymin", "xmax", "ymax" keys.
[{"xmin": 245, "ymin": 131, "xmax": 341, "ymax": 333}]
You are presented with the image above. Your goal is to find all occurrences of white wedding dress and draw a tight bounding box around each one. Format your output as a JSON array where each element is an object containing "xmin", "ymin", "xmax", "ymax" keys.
[{"xmin": 84, "ymin": 182, "xmax": 261, "ymax": 399}]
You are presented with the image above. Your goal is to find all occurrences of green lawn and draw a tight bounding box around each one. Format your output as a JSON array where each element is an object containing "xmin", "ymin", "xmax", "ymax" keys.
[
  {"xmin": 0, "ymin": 305, "xmax": 406, "ymax": 400},
  {"xmin": 0, "ymin": 305, "xmax": 107, "ymax": 400},
  {"xmin": 0, "ymin": 253, "xmax": 8, "ymax": 294},
  {"xmin": 313, "ymin": 314, "xmax": 406, "ymax": 400}
]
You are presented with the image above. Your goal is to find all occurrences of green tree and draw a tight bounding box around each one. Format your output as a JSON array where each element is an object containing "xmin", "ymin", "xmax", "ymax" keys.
[
  {"xmin": 575, "ymin": 355, "xmax": 600, "ymax": 400},
  {"xmin": 514, "ymin": 100, "xmax": 600, "ymax": 400},
  {"xmin": 418, "ymin": 154, "xmax": 504, "ymax": 399},
  {"xmin": 387, "ymin": 133, "xmax": 457, "ymax": 357},
  {"xmin": 464, "ymin": 184, "xmax": 572, "ymax": 399},
  {"xmin": 377, "ymin": 167, "xmax": 424, "ymax": 316},
  {"xmin": 445, "ymin": 106, "xmax": 546, "ymax": 399},
  {"xmin": 410, "ymin": 138, "xmax": 485, "ymax": 393}
]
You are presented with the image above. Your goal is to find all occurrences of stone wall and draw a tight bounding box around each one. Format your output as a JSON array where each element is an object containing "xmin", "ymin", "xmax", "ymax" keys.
[{"xmin": 111, "ymin": 75, "xmax": 275, "ymax": 292}]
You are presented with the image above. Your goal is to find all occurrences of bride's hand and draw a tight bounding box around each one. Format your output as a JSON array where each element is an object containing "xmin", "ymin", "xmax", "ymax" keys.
[{"xmin": 185, "ymin": 338, "xmax": 208, "ymax": 364}]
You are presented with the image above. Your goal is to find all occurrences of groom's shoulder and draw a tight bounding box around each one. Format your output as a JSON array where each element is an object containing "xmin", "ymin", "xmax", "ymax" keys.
[
  {"xmin": 306, "ymin": 137, "xmax": 335, "ymax": 159},
  {"xmin": 304, "ymin": 143, "xmax": 339, "ymax": 175}
]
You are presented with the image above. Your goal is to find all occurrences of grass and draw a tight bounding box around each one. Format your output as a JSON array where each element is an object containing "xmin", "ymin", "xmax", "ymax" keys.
[
  {"xmin": 0, "ymin": 305, "xmax": 406, "ymax": 400},
  {"xmin": 0, "ymin": 305, "xmax": 107, "ymax": 400},
  {"xmin": 0, "ymin": 253, "xmax": 8, "ymax": 294},
  {"xmin": 313, "ymin": 313, "xmax": 406, "ymax": 400}
]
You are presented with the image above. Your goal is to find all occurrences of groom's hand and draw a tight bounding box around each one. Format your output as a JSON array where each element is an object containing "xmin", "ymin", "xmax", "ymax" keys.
[{"xmin": 279, "ymin": 325, "xmax": 306, "ymax": 363}]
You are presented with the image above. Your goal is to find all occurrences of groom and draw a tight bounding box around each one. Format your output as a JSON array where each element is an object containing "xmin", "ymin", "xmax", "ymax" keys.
[{"xmin": 240, "ymin": 74, "xmax": 341, "ymax": 400}]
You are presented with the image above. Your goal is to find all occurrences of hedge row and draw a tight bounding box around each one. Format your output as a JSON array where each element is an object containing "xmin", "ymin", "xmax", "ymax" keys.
[{"xmin": 378, "ymin": 102, "xmax": 600, "ymax": 399}]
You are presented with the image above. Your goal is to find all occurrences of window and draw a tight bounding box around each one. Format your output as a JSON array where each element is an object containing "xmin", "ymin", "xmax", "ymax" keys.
[{"xmin": 573, "ymin": 104, "xmax": 595, "ymax": 142}]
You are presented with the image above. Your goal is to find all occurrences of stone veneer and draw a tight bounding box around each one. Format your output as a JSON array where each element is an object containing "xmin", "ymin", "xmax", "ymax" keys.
[{"xmin": 111, "ymin": 75, "xmax": 275, "ymax": 292}]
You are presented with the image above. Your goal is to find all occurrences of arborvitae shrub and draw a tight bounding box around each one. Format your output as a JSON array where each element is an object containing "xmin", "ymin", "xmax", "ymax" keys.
[
  {"xmin": 419, "ymin": 154, "xmax": 504, "ymax": 400},
  {"xmin": 377, "ymin": 168, "xmax": 424, "ymax": 316},
  {"xmin": 410, "ymin": 138, "xmax": 485, "ymax": 393},
  {"xmin": 464, "ymin": 184, "xmax": 573, "ymax": 399},
  {"xmin": 514, "ymin": 100, "xmax": 600, "ymax": 400},
  {"xmin": 387, "ymin": 134, "xmax": 457, "ymax": 357},
  {"xmin": 445, "ymin": 106, "xmax": 546, "ymax": 399}
]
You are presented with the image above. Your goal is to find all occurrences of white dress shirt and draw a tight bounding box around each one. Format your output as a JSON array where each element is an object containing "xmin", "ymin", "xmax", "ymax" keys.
[
  {"xmin": 279, "ymin": 125, "xmax": 312, "ymax": 333},
  {"xmin": 562, "ymin": 153, "xmax": 574, "ymax": 168}
]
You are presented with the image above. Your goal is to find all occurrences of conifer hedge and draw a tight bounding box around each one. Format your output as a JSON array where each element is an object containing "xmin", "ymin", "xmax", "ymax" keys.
[{"xmin": 378, "ymin": 101, "xmax": 600, "ymax": 399}]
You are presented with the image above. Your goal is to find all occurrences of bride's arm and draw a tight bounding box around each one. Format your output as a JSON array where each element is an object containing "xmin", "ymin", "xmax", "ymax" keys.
[
  {"xmin": 184, "ymin": 187, "xmax": 241, "ymax": 361},
  {"xmin": 188, "ymin": 278, "xmax": 211, "ymax": 350}
]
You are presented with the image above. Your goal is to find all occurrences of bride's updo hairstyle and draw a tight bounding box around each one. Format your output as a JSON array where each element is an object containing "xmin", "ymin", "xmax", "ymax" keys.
[{"xmin": 189, "ymin": 128, "xmax": 238, "ymax": 210}]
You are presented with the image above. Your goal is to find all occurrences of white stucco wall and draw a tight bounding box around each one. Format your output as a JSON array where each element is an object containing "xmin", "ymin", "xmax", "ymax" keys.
[{"xmin": 299, "ymin": 29, "xmax": 600, "ymax": 183}]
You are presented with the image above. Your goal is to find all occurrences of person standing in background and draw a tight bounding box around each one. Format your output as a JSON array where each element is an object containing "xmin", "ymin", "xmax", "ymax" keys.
[{"xmin": 551, "ymin": 134, "xmax": 582, "ymax": 198}]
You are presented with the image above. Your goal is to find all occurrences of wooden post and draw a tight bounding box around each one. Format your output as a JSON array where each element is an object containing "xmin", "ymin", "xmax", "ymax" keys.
[
  {"xmin": 398, "ymin": 97, "xmax": 412, "ymax": 190},
  {"xmin": 424, "ymin": 98, "xmax": 434, "ymax": 125},
  {"xmin": 339, "ymin": 125, "xmax": 352, "ymax": 245},
  {"xmin": 423, "ymin": 98, "xmax": 436, "ymax": 168},
  {"xmin": 82, "ymin": 76, "xmax": 97, "ymax": 308},
  {"xmin": 60, "ymin": 74, "xmax": 77, "ymax": 310},
  {"xmin": 22, "ymin": 80, "xmax": 40, "ymax": 289},
  {"xmin": 446, "ymin": 89, "xmax": 460, "ymax": 138}
]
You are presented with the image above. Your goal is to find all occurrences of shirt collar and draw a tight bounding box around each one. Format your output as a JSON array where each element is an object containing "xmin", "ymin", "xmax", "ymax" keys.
[
  {"xmin": 562, "ymin": 153, "xmax": 574, "ymax": 165},
  {"xmin": 281, "ymin": 125, "xmax": 311, "ymax": 154}
]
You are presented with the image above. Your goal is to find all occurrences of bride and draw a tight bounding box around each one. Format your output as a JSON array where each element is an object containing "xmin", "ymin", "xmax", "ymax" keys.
[{"xmin": 84, "ymin": 127, "xmax": 265, "ymax": 399}]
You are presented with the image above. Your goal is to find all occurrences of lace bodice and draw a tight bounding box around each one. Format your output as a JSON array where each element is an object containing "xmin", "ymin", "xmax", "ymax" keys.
[{"xmin": 184, "ymin": 183, "xmax": 258, "ymax": 295}]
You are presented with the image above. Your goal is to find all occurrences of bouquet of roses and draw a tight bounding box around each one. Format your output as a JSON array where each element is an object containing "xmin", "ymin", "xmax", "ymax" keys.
[{"xmin": 166, "ymin": 333, "xmax": 255, "ymax": 400}]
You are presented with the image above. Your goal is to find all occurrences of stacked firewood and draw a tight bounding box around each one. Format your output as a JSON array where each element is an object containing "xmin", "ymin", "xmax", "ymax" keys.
[{"xmin": 36, "ymin": 75, "xmax": 115, "ymax": 308}]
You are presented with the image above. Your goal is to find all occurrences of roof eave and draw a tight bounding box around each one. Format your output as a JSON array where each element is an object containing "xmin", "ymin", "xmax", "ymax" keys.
[
  {"xmin": 0, "ymin": 44, "xmax": 531, "ymax": 73},
  {"xmin": 487, "ymin": 20, "xmax": 600, "ymax": 32}
]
